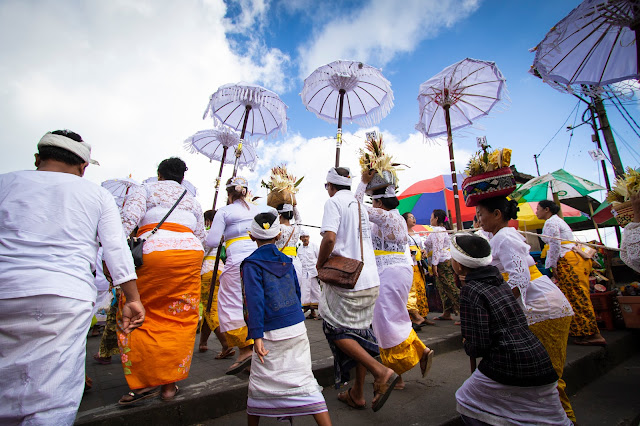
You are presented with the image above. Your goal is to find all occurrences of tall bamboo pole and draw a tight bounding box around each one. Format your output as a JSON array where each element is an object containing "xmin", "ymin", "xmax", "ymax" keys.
[
  {"xmin": 335, "ymin": 89, "xmax": 346, "ymax": 167},
  {"xmin": 211, "ymin": 146, "xmax": 228, "ymax": 210},
  {"xmin": 442, "ymin": 89, "xmax": 463, "ymax": 231}
]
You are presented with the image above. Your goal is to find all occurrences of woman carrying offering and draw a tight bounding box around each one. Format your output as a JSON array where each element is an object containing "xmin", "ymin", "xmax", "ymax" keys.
[
  {"xmin": 276, "ymin": 203, "xmax": 305, "ymax": 306},
  {"xmin": 403, "ymin": 212, "xmax": 433, "ymax": 327},
  {"xmin": 118, "ymin": 157, "xmax": 206, "ymax": 403},
  {"xmin": 536, "ymin": 200, "xmax": 606, "ymax": 347},
  {"xmin": 206, "ymin": 176, "xmax": 261, "ymax": 375}
]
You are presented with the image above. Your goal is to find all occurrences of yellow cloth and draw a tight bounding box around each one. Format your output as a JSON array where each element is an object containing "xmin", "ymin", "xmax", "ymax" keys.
[
  {"xmin": 409, "ymin": 245, "xmax": 422, "ymax": 261},
  {"xmin": 541, "ymin": 241, "xmax": 572, "ymax": 259},
  {"xmin": 225, "ymin": 235, "xmax": 251, "ymax": 249},
  {"xmin": 281, "ymin": 246, "xmax": 297, "ymax": 256},
  {"xmin": 407, "ymin": 265, "xmax": 429, "ymax": 317},
  {"xmin": 379, "ymin": 328, "xmax": 427, "ymax": 375},
  {"xmin": 225, "ymin": 326, "xmax": 254, "ymax": 349},
  {"xmin": 374, "ymin": 250, "xmax": 404, "ymax": 256},
  {"xmin": 117, "ymin": 248, "xmax": 203, "ymax": 389},
  {"xmin": 200, "ymin": 270, "xmax": 222, "ymax": 330},
  {"xmin": 502, "ymin": 265, "xmax": 543, "ymax": 282},
  {"xmin": 556, "ymin": 251, "xmax": 598, "ymax": 337},
  {"xmin": 529, "ymin": 316, "xmax": 575, "ymax": 422}
]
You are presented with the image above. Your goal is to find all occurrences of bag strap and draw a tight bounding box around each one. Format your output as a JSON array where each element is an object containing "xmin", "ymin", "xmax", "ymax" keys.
[
  {"xmin": 279, "ymin": 226, "xmax": 296, "ymax": 252},
  {"xmin": 149, "ymin": 189, "xmax": 188, "ymax": 237},
  {"xmin": 358, "ymin": 201, "xmax": 363, "ymax": 261}
]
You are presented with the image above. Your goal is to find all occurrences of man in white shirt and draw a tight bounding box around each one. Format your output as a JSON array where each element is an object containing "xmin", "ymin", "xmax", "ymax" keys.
[
  {"xmin": 298, "ymin": 230, "xmax": 321, "ymax": 319},
  {"xmin": 0, "ymin": 130, "xmax": 145, "ymax": 425},
  {"xmin": 316, "ymin": 167, "xmax": 398, "ymax": 412}
]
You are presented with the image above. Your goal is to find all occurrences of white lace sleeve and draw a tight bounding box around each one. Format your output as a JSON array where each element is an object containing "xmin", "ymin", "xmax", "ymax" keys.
[
  {"xmin": 494, "ymin": 237, "xmax": 530, "ymax": 300},
  {"xmin": 621, "ymin": 223, "xmax": 640, "ymax": 273},
  {"xmin": 543, "ymin": 220, "xmax": 561, "ymax": 269},
  {"xmin": 293, "ymin": 205, "xmax": 302, "ymax": 223},
  {"xmin": 121, "ymin": 185, "xmax": 147, "ymax": 237}
]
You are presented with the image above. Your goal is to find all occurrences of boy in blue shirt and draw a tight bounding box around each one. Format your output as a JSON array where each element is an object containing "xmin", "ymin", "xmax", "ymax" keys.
[{"xmin": 241, "ymin": 210, "xmax": 331, "ymax": 426}]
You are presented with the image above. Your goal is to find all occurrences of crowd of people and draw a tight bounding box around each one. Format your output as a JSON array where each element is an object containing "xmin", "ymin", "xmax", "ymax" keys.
[{"xmin": 2, "ymin": 130, "xmax": 639, "ymax": 425}]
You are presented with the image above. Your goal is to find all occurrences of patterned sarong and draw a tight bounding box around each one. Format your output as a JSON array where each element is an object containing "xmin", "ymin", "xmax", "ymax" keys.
[{"xmin": 556, "ymin": 251, "xmax": 599, "ymax": 337}]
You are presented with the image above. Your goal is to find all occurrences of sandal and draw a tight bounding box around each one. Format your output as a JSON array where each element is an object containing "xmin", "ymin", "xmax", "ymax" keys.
[
  {"xmin": 226, "ymin": 355, "xmax": 252, "ymax": 375},
  {"xmin": 420, "ymin": 349, "xmax": 434, "ymax": 378},
  {"xmin": 371, "ymin": 372, "xmax": 400, "ymax": 412},
  {"xmin": 337, "ymin": 387, "xmax": 366, "ymax": 410},
  {"xmin": 433, "ymin": 316, "xmax": 452, "ymax": 321},
  {"xmin": 161, "ymin": 385, "xmax": 180, "ymax": 401},
  {"xmin": 118, "ymin": 388, "xmax": 160, "ymax": 406},
  {"xmin": 215, "ymin": 348, "xmax": 236, "ymax": 359},
  {"xmin": 573, "ymin": 338, "xmax": 607, "ymax": 347}
]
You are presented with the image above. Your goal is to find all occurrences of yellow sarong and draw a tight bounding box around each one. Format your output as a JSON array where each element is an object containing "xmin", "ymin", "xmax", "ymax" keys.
[
  {"xmin": 200, "ymin": 269, "xmax": 222, "ymax": 330},
  {"xmin": 379, "ymin": 329, "xmax": 426, "ymax": 375},
  {"xmin": 225, "ymin": 326, "xmax": 254, "ymax": 349}
]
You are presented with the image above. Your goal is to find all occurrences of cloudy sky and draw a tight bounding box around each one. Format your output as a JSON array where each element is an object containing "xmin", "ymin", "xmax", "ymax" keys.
[{"xmin": 1, "ymin": 0, "xmax": 638, "ymax": 244}]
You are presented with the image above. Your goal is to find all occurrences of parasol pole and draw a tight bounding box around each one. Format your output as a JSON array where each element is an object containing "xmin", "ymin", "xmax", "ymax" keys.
[
  {"xmin": 335, "ymin": 89, "xmax": 346, "ymax": 167},
  {"xmin": 212, "ymin": 146, "xmax": 229, "ymax": 210},
  {"xmin": 233, "ymin": 105, "xmax": 252, "ymax": 177},
  {"xmin": 442, "ymin": 89, "xmax": 463, "ymax": 231},
  {"xmin": 588, "ymin": 202, "xmax": 604, "ymax": 245},
  {"xmin": 552, "ymin": 192, "xmax": 564, "ymax": 219}
]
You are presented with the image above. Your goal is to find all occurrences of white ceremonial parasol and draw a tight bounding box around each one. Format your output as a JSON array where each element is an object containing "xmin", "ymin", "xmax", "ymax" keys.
[
  {"xmin": 301, "ymin": 60, "xmax": 394, "ymax": 167},
  {"xmin": 203, "ymin": 82, "xmax": 287, "ymax": 176},
  {"xmin": 184, "ymin": 128, "xmax": 258, "ymax": 209},
  {"xmin": 101, "ymin": 177, "xmax": 140, "ymax": 210},
  {"xmin": 143, "ymin": 177, "xmax": 198, "ymax": 198},
  {"xmin": 416, "ymin": 58, "xmax": 509, "ymax": 230}
]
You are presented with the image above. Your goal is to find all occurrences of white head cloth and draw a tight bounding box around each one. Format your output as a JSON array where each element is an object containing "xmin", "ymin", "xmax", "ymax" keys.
[
  {"xmin": 371, "ymin": 185, "xmax": 396, "ymax": 199},
  {"xmin": 300, "ymin": 228, "xmax": 309, "ymax": 237},
  {"xmin": 249, "ymin": 208, "xmax": 281, "ymax": 240},
  {"xmin": 450, "ymin": 233, "xmax": 492, "ymax": 269},
  {"xmin": 37, "ymin": 132, "xmax": 99, "ymax": 165},
  {"xmin": 278, "ymin": 203, "xmax": 293, "ymax": 213},
  {"xmin": 326, "ymin": 167, "xmax": 352, "ymax": 186}
]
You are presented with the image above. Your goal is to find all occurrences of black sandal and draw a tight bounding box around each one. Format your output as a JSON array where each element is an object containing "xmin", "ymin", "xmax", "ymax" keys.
[
  {"xmin": 225, "ymin": 356, "xmax": 252, "ymax": 375},
  {"xmin": 118, "ymin": 388, "xmax": 160, "ymax": 406}
]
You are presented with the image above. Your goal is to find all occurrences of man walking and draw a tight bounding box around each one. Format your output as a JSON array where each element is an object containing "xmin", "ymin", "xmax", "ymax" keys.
[{"xmin": 298, "ymin": 230, "xmax": 321, "ymax": 319}]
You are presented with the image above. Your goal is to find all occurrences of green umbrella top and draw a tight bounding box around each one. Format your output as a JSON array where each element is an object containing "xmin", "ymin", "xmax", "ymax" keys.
[{"xmin": 511, "ymin": 169, "xmax": 605, "ymax": 202}]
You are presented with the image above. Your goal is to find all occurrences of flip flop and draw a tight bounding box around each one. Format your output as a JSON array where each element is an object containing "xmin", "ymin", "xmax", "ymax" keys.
[
  {"xmin": 433, "ymin": 316, "xmax": 452, "ymax": 321},
  {"xmin": 118, "ymin": 388, "xmax": 160, "ymax": 406},
  {"xmin": 371, "ymin": 372, "xmax": 400, "ymax": 412},
  {"xmin": 215, "ymin": 348, "xmax": 236, "ymax": 359},
  {"xmin": 420, "ymin": 349, "xmax": 434, "ymax": 378},
  {"xmin": 337, "ymin": 388, "xmax": 366, "ymax": 410},
  {"xmin": 161, "ymin": 385, "xmax": 180, "ymax": 401},
  {"xmin": 226, "ymin": 355, "xmax": 252, "ymax": 375},
  {"xmin": 573, "ymin": 339, "xmax": 607, "ymax": 347}
]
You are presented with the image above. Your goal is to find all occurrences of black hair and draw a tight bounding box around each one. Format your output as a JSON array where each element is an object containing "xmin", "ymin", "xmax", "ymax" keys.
[
  {"xmin": 432, "ymin": 209, "xmax": 452, "ymax": 230},
  {"xmin": 331, "ymin": 167, "xmax": 351, "ymax": 191},
  {"xmin": 473, "ymin": 215, "xmax": 478, "ymax": 223},
  {"xmin": 203, "ymin": 210, "xmax": 215, "ymax": 222},
  {"xmin": 277, "ymin": 203, "xmax": 294, "ymax": 220},
  {"xmin": 38, "ymin": 130, "xmax": 85, "ymax": 165},
  {"xmin": 477, "ymin": 197, "xmax": 519, "ymax": 222},
  {"xmin": 538, "ymin": 200, "xmax": 560, "ymax": 215},
  {"xmin": 157, "ymin": 157, "xmax": 187, "ymax": 183},
  {"xmin": 372, "ymin": 187, "xmax": 399, "ymax": 209},
  {"xmin": 402, "ymin": 212, "xmax": 413, "ymax": 222},
  {"xmin": 253, "ymin": 212, "xmax": 278, "ymax": 241},
  {"xmin": 455, "ymin": 234, "xmax": 491, "ymax": 258}
]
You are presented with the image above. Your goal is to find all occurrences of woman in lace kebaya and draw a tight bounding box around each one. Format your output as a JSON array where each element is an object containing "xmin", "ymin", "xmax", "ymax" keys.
[
  {"xmin": 423, "ymin": 209, "xmax": 460, "ymax": 322},
  {"xmin": 275, "ymin": 203, "xmax": 306, "ymax": 312},
  {"xmin": 402, "ymin": 212, "xmax": 433, "ymax": 328},
  {"xmin": 357, "ymin": 171, "xmax": 434, "ymax": 390},
  {"xmin": 476, "ymin": 197, "xmax": 577, "ymax": 423},
  {"xmin": 118, "ymin": 158, "xmax": 206, "ymax": 404},
  {"xmin": 536, "ymin": 200, "xmax": 606, "ymax": 348}
]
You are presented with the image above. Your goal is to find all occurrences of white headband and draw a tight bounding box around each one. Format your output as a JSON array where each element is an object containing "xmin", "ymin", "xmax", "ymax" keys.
[
  {"xmin": 326, "ymin": 167, "xmax": 352, "ymax": 186},
  {"xmin": 300, "ymin": 229, "xmax": 309, "ymax": 237},
  {"xmin": 249, "ymin": 209, "xmax": 281, "ymax": 240},
  {"xmin": 371, "ymin": 185, "xmax": 396, "ymax": 199},
  {"xmin": 449, "ymin": 233, "xmax": 493, "ymax": 269},
  {"xmin": 38, "ymin": 133, "xmax": 99, "ymax": 165},
  {"xmin": 278, "ymin": 203, "xmax": 293, "ymax": 213}
]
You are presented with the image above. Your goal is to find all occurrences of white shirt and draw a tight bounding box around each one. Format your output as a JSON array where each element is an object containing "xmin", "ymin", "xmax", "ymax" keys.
[
  {"xmin": 276, "ymin": 206, "xmax": 302, "ymax": 251},
  {"xmin": 541, "ymin": 214, "xmax": 576, "ymax": 269},
  {"xmin": 298, "ymin": 242, "xmax": 319, "ymax": 277},
  {"xmin": 423, "ymin": 226, "xmax": 452, "ymax": 265},
  {"xmin": 0, "ymin": 170, "xmax": 137, "ymax": 303},
  {"xmin": 320, "ymin": 189, "xmax": 380, "ymax": 291},
  {"xmin": 206, "ymin": 199, "xmax": 260, "ymax": 265},
  {"xmin": 490, "ymin": 227, "xmax": 573, "ymax": 325}
]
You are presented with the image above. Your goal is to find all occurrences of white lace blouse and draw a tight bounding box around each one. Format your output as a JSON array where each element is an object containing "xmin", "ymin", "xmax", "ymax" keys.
[
  {"xmin": 121, "ymin": 180, "xmax": 206, "ymax": 254},
  {"xmin": 541, "ymin": 214, "xmax": 576, "ymax": 269},
  {"xmin": 356, "ymin": 182, "xmax": 411, "ymax": 270},
  {"xmin": 407, "ymin": 233, "xmax": 425, "ymax": 266},
  {"xmin": 276, "ymin": 205, "xmax": 302, "ymax": 251},
  {"xmin": 621, "ymin": 222, "xmax": 640, "ymax": 273},
  {"xmin": 423, "ymin": 226, "xmax": 451, "ymax": 265}
]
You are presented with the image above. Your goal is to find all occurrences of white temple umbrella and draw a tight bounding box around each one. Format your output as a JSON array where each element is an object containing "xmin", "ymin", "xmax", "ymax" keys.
[
  {"xmin": 143, "ymin": 177, "xmax": 198, "ymax": 198},
  {"xmin": 531, "ymin": 0, "xmax": 639, "ymax": 88},
  {"xmin": 101, "ymin": 177, "xmax": 140, "ymax": 210},
  {"xmin": 416, "ymin": 58, "xmax": 508, "ymax": 230},
  {"xmin": 184, "ymin": 128, "xmax": 258, "ymax": 209},
  {"xmin": 301, "ymin": 60, "xmax": 394, "ymax": 167},
  {"xmin": 203, "ymin": 82, "xmax": 287, "ymax": 176}
]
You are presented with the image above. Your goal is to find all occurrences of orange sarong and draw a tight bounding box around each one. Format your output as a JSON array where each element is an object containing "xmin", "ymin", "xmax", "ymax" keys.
[{"xmin": 117, "ymin": 224, "xmax": 203, "ymax": 389}]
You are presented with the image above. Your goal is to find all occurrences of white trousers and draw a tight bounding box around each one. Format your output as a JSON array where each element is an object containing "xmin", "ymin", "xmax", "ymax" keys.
[{"xmin": 0, "ymin": 295, "xmax": 93, "ymax": 426}]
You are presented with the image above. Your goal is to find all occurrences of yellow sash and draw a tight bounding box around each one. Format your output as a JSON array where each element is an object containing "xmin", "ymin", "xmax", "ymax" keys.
[
  {"xmin": 409, "ymin": 245, "xmax": 422, "ymax": 261},
  {"xmin": 374, "ymin": 250, "xmax": 404, "ymax": 256},
  {"xmin": 540, "ymin": 241, "xmax": 573, "ymax": 259},
  {"xmin": 502, "ymin": 265, "xmax": 543, "ymax": 282},
  {"xmin": 281, "ymin": 246, "xmax": 297, "ymax": 256},
  {"xmin": 203, "ymin": 255, "xmax": 217, "ymax": 261},
  {"xmin": 225, "ymin": 235, "xmax": 251, "ymax": 249}
]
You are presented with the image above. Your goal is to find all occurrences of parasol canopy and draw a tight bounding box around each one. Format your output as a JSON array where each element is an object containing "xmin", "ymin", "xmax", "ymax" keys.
[
  {"xmin": 101, "ymin": 177, "xmax": 140, "ymax": 208},
  {"xmin": 511, "ymin": 169, "xmax": 605, "ymax": 202},
  {"xmin": 531, "ymin": 0, "xmax": 640, "ymax": 89},
  {"xmin": 143, "ymin": 177, "xmax": 198, "ymax": 198},
  {"xmin": 301, "ymin": 60, "xmax": 393, "ymax": 166},
  {"xmin": 183, "ymin": 129, "xmax": 257, "ymax": 172},
  {"xmin": 510, "ymin": 201, "xmax": 589, "ymax": 230}
]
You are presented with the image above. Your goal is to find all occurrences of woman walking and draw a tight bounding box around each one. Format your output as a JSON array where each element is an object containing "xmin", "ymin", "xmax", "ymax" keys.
[
  {"xmin": 118, "ymin": 157, "xmax": 206, "ymax": 403},
  {"xmin": 402, "ymin": 212, "xmax": 433, "ymax": 327}
]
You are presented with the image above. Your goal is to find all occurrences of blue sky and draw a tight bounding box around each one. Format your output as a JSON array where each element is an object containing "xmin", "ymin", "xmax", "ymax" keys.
[{"xmin": 0, "ymin": 0, "xmax": 638, "ymax": 243}]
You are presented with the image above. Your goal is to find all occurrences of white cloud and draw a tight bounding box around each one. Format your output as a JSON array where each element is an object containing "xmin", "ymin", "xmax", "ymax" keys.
[{"xmin": 297, "ymin": 0, "xmax": 481, "ymax": 77}]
